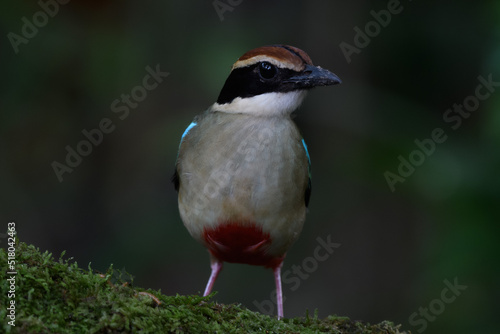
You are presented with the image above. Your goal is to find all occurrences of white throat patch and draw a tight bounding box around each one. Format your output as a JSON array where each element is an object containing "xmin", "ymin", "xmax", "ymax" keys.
[{"xmin": 211, "ymin": 91, "xmax": 308, "ymax": 116}]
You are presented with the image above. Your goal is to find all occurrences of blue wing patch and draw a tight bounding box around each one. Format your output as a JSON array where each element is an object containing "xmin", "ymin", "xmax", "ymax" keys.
[
  {"xmin": 302, "ymin": 138, "xmax": 311, "ymax": 175},
  {"xmin": 302, "ymin": 138, "xmax": 312, "ymax": 207},
  {"xmin": 181, "ymin": 121, "xmax": 197, "ymax": 142},
  {"xmin": 173, "ymin": 121, "xmax": 197, "ymax": 192}
]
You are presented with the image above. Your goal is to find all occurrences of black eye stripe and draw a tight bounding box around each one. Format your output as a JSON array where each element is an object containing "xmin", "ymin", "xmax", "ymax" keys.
[{"xmin": 216, "ymin": 63, "xmax": 302, "ymax": 105}]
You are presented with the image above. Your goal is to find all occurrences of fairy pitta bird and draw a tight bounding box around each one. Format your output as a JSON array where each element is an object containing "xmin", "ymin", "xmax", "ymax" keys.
[{"xmin": 173, "ymin": 45, "xmax": 341, "ymax": 319}]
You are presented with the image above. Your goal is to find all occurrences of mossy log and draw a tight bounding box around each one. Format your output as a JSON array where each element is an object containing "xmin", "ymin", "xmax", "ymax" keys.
[{"xmin": 0, "ymin": 242, "xmax": 409, "ymax": 333}]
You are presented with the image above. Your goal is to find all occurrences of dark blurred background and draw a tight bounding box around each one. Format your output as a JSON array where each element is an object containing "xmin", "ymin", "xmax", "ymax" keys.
[{"xmin": 1, "ymin": 1, "xmax": 498, "ymax": 333}]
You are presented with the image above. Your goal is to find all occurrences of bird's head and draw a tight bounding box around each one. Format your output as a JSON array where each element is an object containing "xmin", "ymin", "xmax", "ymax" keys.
[{"xmin": 212, "ymin": 45, "xmax": 341, "ymax": 116}]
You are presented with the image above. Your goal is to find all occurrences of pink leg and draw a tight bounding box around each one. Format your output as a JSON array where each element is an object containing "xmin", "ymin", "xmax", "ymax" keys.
[
  {"xmin": 273, "ymin": 262, "xmax": 284, "ymax": 319},
  {"xmin": 203, "ymin": 257, "xmax": 223, "ymax": 296}
]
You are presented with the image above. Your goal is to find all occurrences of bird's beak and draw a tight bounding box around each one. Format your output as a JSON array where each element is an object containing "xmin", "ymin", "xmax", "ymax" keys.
[{"xmin": 285, "ymin": 64, "xmax": 342, "ymax": 89}]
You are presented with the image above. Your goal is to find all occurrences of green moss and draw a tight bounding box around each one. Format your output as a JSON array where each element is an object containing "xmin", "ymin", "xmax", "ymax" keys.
[{"xmin": 0, "ymin": 242, "xmax": 410, "ymax": 333}]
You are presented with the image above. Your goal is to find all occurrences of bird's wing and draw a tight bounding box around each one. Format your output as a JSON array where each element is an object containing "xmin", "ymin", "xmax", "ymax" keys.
[
  {"xmin": 172, "ymin": 121, "xmax": 198, "ymax": 192},
  {"xmin": 301, "ymin": 138, "xmax": 312, "ymax": 208}
]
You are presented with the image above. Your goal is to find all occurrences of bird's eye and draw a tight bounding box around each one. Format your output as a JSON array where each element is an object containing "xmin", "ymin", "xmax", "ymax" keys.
[{"xmin": 259, "ymin": 62, "xmax": 277, "ymax": 79}]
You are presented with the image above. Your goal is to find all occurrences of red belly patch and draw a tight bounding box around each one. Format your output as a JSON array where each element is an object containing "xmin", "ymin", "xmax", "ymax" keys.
[{"xmin": 203, "ymin": 222, "xmax": 283, "ymax": 268}]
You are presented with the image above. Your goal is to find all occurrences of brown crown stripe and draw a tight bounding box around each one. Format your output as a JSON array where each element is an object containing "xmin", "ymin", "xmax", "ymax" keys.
[{"xmin": 232, "ymin": 45, "xmax": 312, "ymax": 72}]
